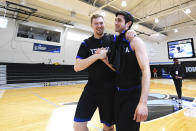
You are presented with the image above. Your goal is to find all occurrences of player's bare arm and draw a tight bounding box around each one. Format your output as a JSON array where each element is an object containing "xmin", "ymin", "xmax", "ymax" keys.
[
  {"xmin": 74, "ymin": 52, "xmax": 106, "ymax": 72},
  {"xmin": 131, "ymin": 37, "xmax": 151, "ymax": 122}
]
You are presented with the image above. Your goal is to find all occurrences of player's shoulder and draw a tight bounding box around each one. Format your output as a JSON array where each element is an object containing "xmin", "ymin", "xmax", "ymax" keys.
[
  {"xmin": 131, "ymin": 37, "xmax": 145, "ymax": 50},
  {"xmin": 85, "ymin": 35, "xmax": 94, "ymax": 42},
  {"xmin": 132, "ymin": 36, "xmax": 143, "ymax": 43},
  {"xmin": 81, "ymin": 35, "xmax": 93, "ymax": 46}
]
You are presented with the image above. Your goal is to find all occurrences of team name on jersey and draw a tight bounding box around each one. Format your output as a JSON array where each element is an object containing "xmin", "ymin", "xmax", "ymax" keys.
[
  {"xmin": 90, "ymin": 47, "xmax": 110, "ymax": 54},
  {"xmin": 125, "ymin": 47, "xmax": 131, "ymax": 53}
]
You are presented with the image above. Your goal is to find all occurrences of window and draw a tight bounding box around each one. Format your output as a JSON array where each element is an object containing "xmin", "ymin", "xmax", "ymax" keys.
[{"xmin": 17, "ymin": 24, "xmax": 61, "ymax": 43}]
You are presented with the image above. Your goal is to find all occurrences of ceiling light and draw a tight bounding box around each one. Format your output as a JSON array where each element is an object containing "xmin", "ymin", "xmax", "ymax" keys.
[
  {"xmin": 155, "ymin": 33, "xmax": 159, "ymax": 36},
  {"xmin": 155, "ymin": 18, "xmax": 159, "ymax": 23},
  {"xmin": 150, "ymin": 33, "xmax": 160, "ymax": 37},
  {"xmin": 64, "ymin": 24, "xmax": 74, "ymax": 28},
  {"xmin": 20, "ymin": 0, "xmax": 26, "ymax": 5},
  {"xmin": 54, "ymin": 29, "xmax": 62, "ymax": 32},
  {"xmin": 174, "ymin": 29, "xmax": 178, "ymax": 33},
  {"xmin": 184, "ymin": 8, "xmax": 191, "ymax": 14},
  {"xmin": 101, "ymin": 11, "xmax": 105, "ymax": 17},
  {"xmin": 121, "ymin": 0, "xmax": 127, "ymax": 7},
  {"xmin": 0, "ymin": 17, "xmax": 8, "ymax": 28},
  {"xmin": 146, "ymin": 15, "xmax": 150, "ymax": 19}
]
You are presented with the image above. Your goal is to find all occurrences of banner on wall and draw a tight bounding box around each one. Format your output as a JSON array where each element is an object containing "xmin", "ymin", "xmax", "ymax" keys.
[
  {"xmin": 150, "ymin": 61, "xmax": 196, "ymax": 78},
  {"xmin": 182, "ymin": 61, "xmax": 196, "ymax": 78},
  {"xmin": 33, "ymin": 43, "xmax": 61, "ymax": 53}
]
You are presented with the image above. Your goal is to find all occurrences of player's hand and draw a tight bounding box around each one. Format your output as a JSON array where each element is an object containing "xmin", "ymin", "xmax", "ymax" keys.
[
  {"xmin": 97, "ymin": 48, "xmax": 107, "ymax": 60},
  {"xmin": 95, "ymin": 48, "xmax": 107, "ymax": 54},
  {"xmin": 133, "ymin": 103, "xmax": 148, "ymax": 122},
  {"xmin": 126, "ymin": 29, "xmax": 136, "ymax": 42},
  {"xmin": 95, "ymin": 48, "xmax": 102, "ymax": 54},
  {"xmin": 102, "ymin": 56, "xmax": 109, "ymax": 62}
]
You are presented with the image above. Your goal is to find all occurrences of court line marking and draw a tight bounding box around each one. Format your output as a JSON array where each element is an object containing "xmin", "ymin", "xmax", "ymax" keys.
[
  {"xmin": 165, "ymin": 94, "xmax": 170, "ymax": 99},
  {"xmin": 193, "ymin": 98, "xmax": 196, "ymax": 103},
  {"xmin": 147, "ymin": 104, "xmax": 178, "ymax": 106},
  {"xmin": 31, "ymin": 92, "xmax": 61, "ymax": 108},
  {"xmin": 0, "ymin": 89, "xmax": 5, "ymax": 98},
  {"xmin": 148, "ymin": 108, "xmax": 175, "ymax": 113}
]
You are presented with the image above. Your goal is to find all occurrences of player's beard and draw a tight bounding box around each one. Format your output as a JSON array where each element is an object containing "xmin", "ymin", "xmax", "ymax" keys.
[
  {"xmin": 115, "ymin": 24, "xmax": 125, "ymax": 33},
  {"xmin": 115, "ymin": 26, "xmax": 122, "ymax": 33},
  {"xmin": 95, "ymin": 27, "xmax": 104, "ymax": 36}
]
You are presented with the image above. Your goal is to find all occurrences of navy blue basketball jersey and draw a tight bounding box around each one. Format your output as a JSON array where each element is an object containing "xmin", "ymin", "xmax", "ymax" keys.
[
  {"xmin": 76, "ymin": 33, "xmax": 116, "ymax": 88},
  {"xmin": 115, "ymin": 33, "xmax": 142, "ymax": 88}
]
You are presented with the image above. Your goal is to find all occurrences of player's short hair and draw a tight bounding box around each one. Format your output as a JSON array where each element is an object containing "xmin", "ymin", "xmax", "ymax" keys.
[{"xmin": 91, "ymin": 14, "xmax": 104, "ymax": 24}]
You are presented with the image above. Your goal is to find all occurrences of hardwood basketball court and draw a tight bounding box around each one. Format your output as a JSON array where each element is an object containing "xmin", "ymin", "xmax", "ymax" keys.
[{"xmin": 0, "ymin": 79, "xmax": 196, "ymax": 131}]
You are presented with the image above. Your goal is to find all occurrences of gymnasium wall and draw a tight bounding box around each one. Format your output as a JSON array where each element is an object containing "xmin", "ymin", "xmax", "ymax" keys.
[
  {"xmin": 0, "ymin": 18, "xmax": 196, "ymax": 65},
  {"xmin": 63, "ymin": 29, "xmax": 91, "ymax": 65},
  {"xmin": 0, "ymin": 19, "xmax": 65, "ymax": 64},
  {"xmin": 0, "ymin": 18, "xmax": 91, "ymax": 65},
  {"xmin": 166, "ymin": 28, "xmax": 196, "ymax": 62},
  {"xmin": 148, "ymin": 28, "xmax": 196, "ymax": 64},
  {"xmin": 148, "ymin": 29, "xmax": 196, "ymax": 79}
]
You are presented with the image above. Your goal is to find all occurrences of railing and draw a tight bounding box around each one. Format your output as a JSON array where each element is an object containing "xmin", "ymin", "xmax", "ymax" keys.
[{"xmin": 1, "ymin": 63, "xmax": 87, "ymax": 84}]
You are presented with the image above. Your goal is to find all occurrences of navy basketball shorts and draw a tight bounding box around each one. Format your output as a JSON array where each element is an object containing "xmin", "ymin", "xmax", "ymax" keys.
[
  {"xmin": 114, "ymin": 85, "xmax": 141, "ymax": 131},
  {"xmin": 74, "ymin": 84, "xmax": 115, "ymax": 127}
]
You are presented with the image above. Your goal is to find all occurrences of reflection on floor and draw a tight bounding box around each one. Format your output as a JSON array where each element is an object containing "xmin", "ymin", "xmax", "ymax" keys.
[
  {"xmin": 1, "ymin": 79, "xmax": 195, "ymax": 131},
  {"xmin": 47, "ymin": 93, "xmax": 196, "ymax": 131},
  {"xmin": 147, "ymin": 93, "xmax": 195, "ymax": 121},
  {"xmin": 47, "ymin": 105, "xmax": 103, "ymax": 131}
]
